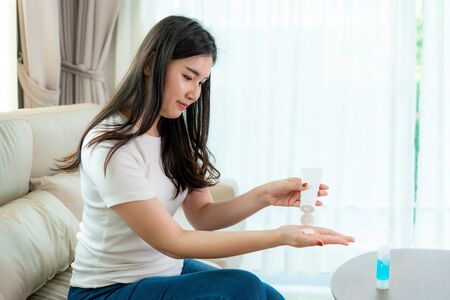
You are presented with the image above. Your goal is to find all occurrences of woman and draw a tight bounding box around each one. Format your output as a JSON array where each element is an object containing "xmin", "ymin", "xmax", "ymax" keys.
[{"xmin": 60, "ymin": 16, "xmax": 354, "ymax": 300}]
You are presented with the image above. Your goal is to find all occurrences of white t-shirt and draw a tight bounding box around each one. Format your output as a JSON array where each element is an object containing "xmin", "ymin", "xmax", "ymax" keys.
[{"xmin": 70, "ymin": 114, "xmax": 187, "ymax": 288}]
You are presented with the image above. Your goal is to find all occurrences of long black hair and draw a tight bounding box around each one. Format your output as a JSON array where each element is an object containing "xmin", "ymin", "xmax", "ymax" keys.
[{"xmin": 57, "ymin": 16, "xmax": 220, "ymax": 196}]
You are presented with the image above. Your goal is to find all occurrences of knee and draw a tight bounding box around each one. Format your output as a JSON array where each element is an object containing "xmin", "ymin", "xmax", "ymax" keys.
[{"xmin": 220, "ymin": 269, "xmax": 265, "ymax": 299}]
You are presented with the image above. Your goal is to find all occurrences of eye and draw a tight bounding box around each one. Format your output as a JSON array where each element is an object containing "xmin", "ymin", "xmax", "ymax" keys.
[{"xmin": 183, "ymin": 74, "xmax": 192, "ymax": 81}]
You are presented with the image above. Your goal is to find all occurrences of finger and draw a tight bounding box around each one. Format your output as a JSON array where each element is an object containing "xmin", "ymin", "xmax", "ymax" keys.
[
  {"xmin": 311, "ymin": 239, "xmax": 325, "ymax": 247},
  {"xmin": 307, "ymin": 239, "xmax": 325, "ymax": 247},
  {"xmin": 319, "ymin": 184, "xmax": 329, "ymax": 190},
  {"xmin": 318, "ymin": 190, "xmax": 328, "ymax": 197},
  {"xmin": 287, "ymin": 191, "xmax": 296, "ymax": 206},
  {"xmin": 287, "ymin": 177, "xmax": 308, "ymax": 191},
  {"xmin": 321, "ymin": 234, "xmax": 355, "ymax": 243},
  {"xmin": 298, "ymin": 231, "xmax": 324, "ymax": 246},
  {"xmin": 294, "ymin": 184, "xmax": 308, "ymax": 192},
  {"xmin": 314, "ymin": 226, "xmax": 342, "ymax": 236},
  {"xmin": 301, "ymin": 182, "xmax": 309, "ymax": 190},
  {"xmin": 319, "ymin": 235, "xmax": 351, "ymax": 246},
  {"xmin": 314, "ymin": 227, "xmax": 355, "ymax": 242},
  {"xmin": 343, "ymin": 235, "xmax": 355, "ymax": 242},
  {"xmin": 286, "ymin": 191, "xmax": 300, "ymax": 206},
  {"xmin": 287, "ymin": 177, "xmax": 301, "ymax": 183},
  {"xmin": 315, "ymin": 200, "xmax": 323, "ymax": 206}
]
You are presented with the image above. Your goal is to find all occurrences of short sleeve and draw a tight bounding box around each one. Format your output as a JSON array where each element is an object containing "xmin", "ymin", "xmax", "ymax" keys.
[{"xmin": 81, "ymin": 140, "xmax": 155, "ymax": 207}]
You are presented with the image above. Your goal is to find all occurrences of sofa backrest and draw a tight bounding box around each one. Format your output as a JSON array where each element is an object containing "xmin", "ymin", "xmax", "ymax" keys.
[{"xmin": 0, "ymin": 104, "xmax": 101, "ymax": 206}]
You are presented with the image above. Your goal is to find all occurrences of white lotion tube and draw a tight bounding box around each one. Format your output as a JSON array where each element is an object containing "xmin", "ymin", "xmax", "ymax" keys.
[
  {"xmin": 300, "ymin": 168, "xmax": 323, "ymax": 229},
  {"xmin": 300, "ymin": 168, "xmax": 323, "ymax": 211}
]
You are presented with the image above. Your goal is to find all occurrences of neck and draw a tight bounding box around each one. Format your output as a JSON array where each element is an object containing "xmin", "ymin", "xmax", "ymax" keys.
[
  {"xmin": 120, "ymin": 108, "xmax": 161, "ymax": 137},
  {"xmin": 147, "ymin": 117, "xmax": 160, "ymax": 137}
]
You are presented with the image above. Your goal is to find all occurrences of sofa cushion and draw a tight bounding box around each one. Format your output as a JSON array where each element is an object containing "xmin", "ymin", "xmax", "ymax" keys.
[
  {"xmin": 30, "ymin": 173, "xmax": 83, "ymax": 221},
  {"xmin": 0, "ymin": 119, "xmax": 33, "ymax": 206},
  {"xmin": 0, "ymin": 190, "xmax": 79, "ymax": 300},
  {"xmin": 25, "ymin": 104, "xmax": 100, "ymax": 178}
]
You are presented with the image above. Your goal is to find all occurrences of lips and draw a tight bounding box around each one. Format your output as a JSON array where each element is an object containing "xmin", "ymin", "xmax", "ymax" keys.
[{"xmin": 176, "ymin": 101, "xmax": 189, "ymax": 110}]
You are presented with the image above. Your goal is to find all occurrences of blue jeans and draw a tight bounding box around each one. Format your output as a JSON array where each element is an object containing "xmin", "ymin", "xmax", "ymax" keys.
[{"xmin": 68, "ymin": 259, "xmax": 285, "ymax": 299}]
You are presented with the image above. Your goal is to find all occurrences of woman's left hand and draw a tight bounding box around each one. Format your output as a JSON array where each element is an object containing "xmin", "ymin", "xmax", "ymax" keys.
[{"xmin": 257, "ymin": 177, "xmax": 328, "ymax": 208}]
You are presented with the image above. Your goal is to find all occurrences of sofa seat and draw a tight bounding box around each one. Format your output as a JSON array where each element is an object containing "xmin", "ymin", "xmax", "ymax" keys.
[{"xmin": 27, "ymin": 268, "xmax": 73, "ymax": 300}]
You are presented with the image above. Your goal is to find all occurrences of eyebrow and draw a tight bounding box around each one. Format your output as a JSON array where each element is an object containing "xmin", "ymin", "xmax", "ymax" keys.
[{"xmin": 184, "ymin": 66, "xmax": 209, "ymax": 80}]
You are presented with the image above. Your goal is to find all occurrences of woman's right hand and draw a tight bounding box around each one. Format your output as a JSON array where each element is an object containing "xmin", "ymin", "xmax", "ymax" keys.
[{"xmin": 277, "ymin": 225, "xmax": 355, "ymax": 247}]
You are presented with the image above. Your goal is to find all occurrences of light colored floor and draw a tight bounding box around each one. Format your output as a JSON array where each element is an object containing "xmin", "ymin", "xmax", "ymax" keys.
[
  {"xmin": 278, "ymin": 286, "xmax": 334, "ymax": 300},
  {"xmin": 255, "ymin": 272, "xmax": 335, "ymax": 300}
]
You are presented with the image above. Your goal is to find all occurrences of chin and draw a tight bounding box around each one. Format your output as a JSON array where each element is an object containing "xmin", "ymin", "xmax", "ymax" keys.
[{"xmin": 161, "ymin": 111, "xmax": 183, "ymax": 119}]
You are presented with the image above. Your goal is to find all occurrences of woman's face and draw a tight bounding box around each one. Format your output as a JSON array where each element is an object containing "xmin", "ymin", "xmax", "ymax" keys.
[{"xmin": 160, "ymin": 55, "xmax": 213, "ymax": 119}]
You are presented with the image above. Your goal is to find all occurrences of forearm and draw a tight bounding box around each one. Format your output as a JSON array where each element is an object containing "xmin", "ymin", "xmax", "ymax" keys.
[
  {"xmin": 168, "ymin": 228, "xmax": 282, "ymax": 259},
  {"xmin": 196, "ymin": 187, "xmax": 269, "ymax": 230}
]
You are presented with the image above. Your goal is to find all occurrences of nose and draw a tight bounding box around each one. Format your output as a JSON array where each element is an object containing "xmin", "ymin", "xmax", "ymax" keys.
[{"xmin": 186, "ymin": 85, "xmax": 201, "ymax": 102}]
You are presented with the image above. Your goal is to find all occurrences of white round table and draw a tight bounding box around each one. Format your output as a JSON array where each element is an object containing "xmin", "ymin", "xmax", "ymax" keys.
[{"xmin": 330, "ymin": 248, "xmax": 450, "ymax": 300}]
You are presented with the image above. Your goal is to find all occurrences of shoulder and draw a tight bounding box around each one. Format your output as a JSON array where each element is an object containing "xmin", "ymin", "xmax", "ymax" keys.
[{"xmin": 81, "ymin": 115, "xmax": 148, "ymax": 169}]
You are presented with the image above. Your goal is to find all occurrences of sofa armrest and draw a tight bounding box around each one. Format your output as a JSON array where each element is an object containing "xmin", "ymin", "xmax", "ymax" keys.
[
  {"xmin": 208, "ymin": 178, "xmax": 238, "ymax": 203},
  {"xmin": 173, "ymin": 179, "xmax": 245, "ymax": 268}
]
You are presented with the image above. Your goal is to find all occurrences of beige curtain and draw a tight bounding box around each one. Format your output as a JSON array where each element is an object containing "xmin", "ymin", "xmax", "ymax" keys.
[
  {"xmin": 17, "ymin": 0, "xmax": 60, "ymax": 108},
  {"xmin": 60, "ymin": 0, "xmax": 121, "ymax": 105},
  {"xmin": 17, "ymin": 0, "xmax": 121, "ymax": 107}
]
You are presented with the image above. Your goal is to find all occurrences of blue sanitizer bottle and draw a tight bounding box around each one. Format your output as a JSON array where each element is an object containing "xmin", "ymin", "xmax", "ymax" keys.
[{"xmin": 376, "ymin": 245, "xmax": 390, "ymax": 289}]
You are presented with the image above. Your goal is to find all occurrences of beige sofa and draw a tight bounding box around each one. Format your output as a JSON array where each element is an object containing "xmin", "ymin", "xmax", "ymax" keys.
[{"xmin": 0, "ymin": 104, "xmax": 243, "ymax": 300}]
